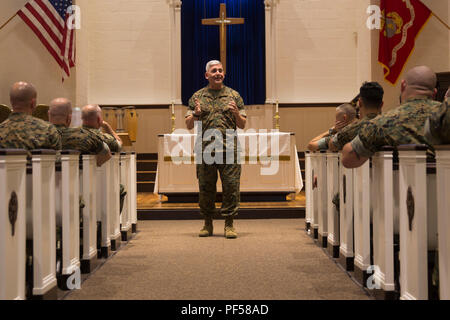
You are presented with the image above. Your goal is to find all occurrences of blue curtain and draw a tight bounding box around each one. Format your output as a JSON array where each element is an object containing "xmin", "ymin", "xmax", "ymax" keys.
[{"xmin": 181, "ymin": 0, "xmax": 266, "ymax": 106}]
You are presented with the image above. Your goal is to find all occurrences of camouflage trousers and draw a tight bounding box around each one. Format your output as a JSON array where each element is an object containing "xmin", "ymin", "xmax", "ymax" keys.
[{"xmin": 196, "ymin": 163, "xmax": 241, "ymax": 218}]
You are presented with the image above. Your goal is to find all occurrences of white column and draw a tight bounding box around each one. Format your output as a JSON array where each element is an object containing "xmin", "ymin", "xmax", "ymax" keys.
[
  {"xmin": 435, "ymin": 146, "xmax": 450, "ymax": 299},
  {"xmin": 168, "ymin": 0, "xmax": 182, "ymax": 105},
  {"xmin": 0, "ymin": 150, "xmax": 27, "ymax": 300}
]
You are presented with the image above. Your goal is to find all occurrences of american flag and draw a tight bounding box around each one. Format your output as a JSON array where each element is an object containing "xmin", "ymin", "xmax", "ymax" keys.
[{"xmin": 17, "ymin": 0, "xmax": 75, "ymax": 79}]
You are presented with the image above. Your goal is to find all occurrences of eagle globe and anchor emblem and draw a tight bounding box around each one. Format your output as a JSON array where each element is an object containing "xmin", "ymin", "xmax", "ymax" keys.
[{"xmin": 381, "ymin": 10, "xmax": 404, "ymax": 38}]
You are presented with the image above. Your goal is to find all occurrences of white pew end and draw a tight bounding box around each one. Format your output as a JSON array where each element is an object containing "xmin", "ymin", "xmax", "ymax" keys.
[
  {"xmin": 398, "ymin": 145, "xmax": 438, "ymax": 300},
  {"xmin": 130, "ymin": 152, "xmax": 137, "ymax": 234},
  {"xmin": 109, "ymin": 153, "xmax": 122, "ymax": 251},
  {"xmin": 317, "ymin": 151, "xmax": 328, "ymax": 247},
  {"xmin": 96, "ymin": 158, "xmax": 112, "ymax": 259},
  {"xmin": 26, "ymin": 150, "xmax": 57, "ymax": 299},
  {"xmin": 79, "ymin": 154, "xmax": 98, "ymax": 274},
  {"xmin": 120, "ymin": 152, "xmax": 132, "ymax": 242},
  {"xmin": 55, "ymin": 150, "xmax": 80, "ymax": 290},
  {"xmin": 0, "ymin": 149, "xmax": 28, "ymax": 300},
  {"xmin": 326, "ymin": 152, "xmax": 340, "ymax": 258},
  {"xmin": 435, "ymin": 145, "xmax": 450, "ymax": 300},
  {"xmin": 338, "ymin": 159, "xmax": 354, "ymax": 271},
  {"xmin": 305, "ymin": 151, "xmax": 313, "ymax": 232}
]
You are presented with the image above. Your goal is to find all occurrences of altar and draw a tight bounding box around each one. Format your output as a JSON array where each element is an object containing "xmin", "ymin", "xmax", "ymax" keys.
[{"xmin": 155, "ymin": 131, "xmax": 303, "ymax": 202}]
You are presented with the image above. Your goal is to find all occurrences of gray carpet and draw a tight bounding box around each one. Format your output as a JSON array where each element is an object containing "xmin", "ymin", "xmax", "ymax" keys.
[{"xmin": 64, "ymin": 219, "xmax": 371, "ymax": 300}]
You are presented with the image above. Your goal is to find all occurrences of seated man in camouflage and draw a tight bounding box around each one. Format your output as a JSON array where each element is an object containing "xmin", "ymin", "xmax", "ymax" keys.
[
  {"xmin": 328, "ymin": 82, "xmax": 384, "ymax": 152},
  {"xmin": 81, "ymin": 104, "xmax": 122, "ymax": 152},
  {"xmin": 342, "ymin": 66, "xmax": 441, "ymax": 168},
  {"xmin": 425, "ymin": 87, "xmax": 450, "ymax": 145},
  {"xmin": 48, "ymin": 98, "xmax": 112, "ymax": 166},
  {"xmin": 81, "ymin": 104, "xmax": 126, "ymax": 211},
  {"xmin": 0, "ymin": 81, "xmax": 61, "ymax": 151},
  {"xmin": 307, "ymin": 103, "xmax": 356, "ymax": 152}
]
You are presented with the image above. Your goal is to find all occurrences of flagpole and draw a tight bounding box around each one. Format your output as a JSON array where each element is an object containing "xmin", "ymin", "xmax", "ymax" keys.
[
  {"xmin": 431, "ymin": 12, "xmax": 450, "ymax": 30},
  {"xmin": 0, "ymin": 12, "xmax": 18, "ymax": 31}
]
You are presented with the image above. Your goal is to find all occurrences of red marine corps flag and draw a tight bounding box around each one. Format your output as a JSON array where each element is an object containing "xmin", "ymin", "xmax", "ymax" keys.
[{"xmin": 378, "ymin": 0, "xmax": 431, "ymax": 84}]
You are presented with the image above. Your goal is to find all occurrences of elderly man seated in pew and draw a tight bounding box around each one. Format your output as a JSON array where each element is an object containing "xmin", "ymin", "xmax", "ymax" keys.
[
  {"xmin": 425, "ymin": 87, "xmax": 450, "ymax": 145},
  {"xmin": 307, "ymin": 103, "xmax": 356, "ymax": 152},
  {"xmin": 81, "ymin": 104, "xmax": 122, "ymax": 153},
  {"xmin": 0, "ymin": 81, "xmax": 61, "ymax": 151},
  {"xmin": 328, "ymin": 82, "xmax": 384, "ymax": 152},
  {"xmin": 341, "ymin": 66, "xmax": 442, "ymax": 168},
  {"xmin": 48, "ymin": 98, "xmax": 112, "ymax": 166}
]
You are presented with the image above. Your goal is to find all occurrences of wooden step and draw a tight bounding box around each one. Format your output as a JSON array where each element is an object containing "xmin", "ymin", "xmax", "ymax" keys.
[
  {"xmin": 137, "ymin": 181, "xmax": 155, "ymax": 193},
  {"xmin": 137, "ymin": 171, "xmax": 156, "ymax": 181},
  {"xmin": 137, "ymin": 160, "xmax": 157, "ymax": 171}
]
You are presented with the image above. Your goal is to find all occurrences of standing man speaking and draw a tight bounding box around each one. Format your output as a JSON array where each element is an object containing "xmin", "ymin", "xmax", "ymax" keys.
[{"xmin": 185, "ymin": 60, "xmax": 247, "ymax": 239}]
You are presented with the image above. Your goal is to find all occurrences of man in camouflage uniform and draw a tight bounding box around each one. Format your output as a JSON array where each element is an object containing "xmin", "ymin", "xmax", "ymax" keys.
[
  {"xmin": 81, "ymin": 104, "xmax": 122, "ymax": 152},
  {"xmin": 425, "ymin": 87, "xmax": 450, "ymax": 145},
  {"xmin": 185, "ymin": 60, "xmax": 247, "ymax": 239},
  {"xmin": 81, "ymin": 104, "xmax": 126, "ymax": 210},
  {"xmin": 328, "ymin": 82, "xmax": 384, "ymax": 151},
  {"xmin": 342, "ymin": 66, "xmax": 441, "ymax": 168},
  {"xmin": 48, "ymin": 98, "xmax": 112, "ymax": 166},
  {"xmin": 0, "ymin": 81, "xmax": 61, "ymax": 152},
  {"xmin": 306, "ymin": 103, "xmax": 356, "ymax": 152}
]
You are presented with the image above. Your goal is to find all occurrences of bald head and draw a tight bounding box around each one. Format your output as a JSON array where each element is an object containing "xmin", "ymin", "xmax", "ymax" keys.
[
  {"xmin": 10, "ymin": 82, "xmax": 37, "ymax": 112},
  {"xmin": 402, "ymin": 66, "xmax": 437, "ymax": 100},
  {"xmin": 82, "ymin": 104, "xmax": 102, "ymax": 128},
  {"xmin": 49, "ymin": 98, "xmax": 72, "ymax": 126}
]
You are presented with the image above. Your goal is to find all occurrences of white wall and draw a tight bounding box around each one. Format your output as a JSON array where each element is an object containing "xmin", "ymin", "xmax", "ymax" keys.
[
  {"xmin": 0, "ymin": 0, "xmax": 76, "ymax": 106},
  {"xmin": 276, "ymin": 0, "xmax": 360, "ymax": 103},
  {"xmin": 87, "ymin": 0, "xmax": 171, "ymax": 105}
]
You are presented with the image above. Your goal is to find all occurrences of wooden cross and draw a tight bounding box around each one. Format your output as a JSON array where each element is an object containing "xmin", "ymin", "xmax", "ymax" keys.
[{"xmin": 202, "ymin": 3, "xmax": 244, "ymax": 74}]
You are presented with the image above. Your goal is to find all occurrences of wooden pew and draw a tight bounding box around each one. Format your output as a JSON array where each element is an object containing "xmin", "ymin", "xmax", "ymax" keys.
[
  {"xmin": 26, "ymin": 150, "xmax": 58, "ymax": 299},
  {"xmin": 435, "ymin": 145, "xmax": 450, "ymax": 300},
  {"xmin": 397, "ymin": 145, "xmax": 438, "ymax": 300},
  {"xmin": 0, "ymin": 149, "xmax": 28, "ymax": 300},
  {"xmin": 109, "ymin": 153, "xmax": 122, "ymax": 251},
  {"xmin": 55, "ymin": 150, "xmax": 81, "ymax": 290},
  {"xmin": 326, "ymin": 152, "xmax": 340, "ymax": 258},
  {"xmin": 120, "ymin": 152, "xmax": 132, "ymax": 241},
  {"xmin": 79, "ymin": 154, "xmax": 98, "ymax": 273}
]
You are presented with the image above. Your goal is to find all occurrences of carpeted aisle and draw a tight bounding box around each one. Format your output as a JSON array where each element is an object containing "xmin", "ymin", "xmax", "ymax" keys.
[{"xmin": 64, "ymin": 219, "xmax": 371, "ymax": 300}]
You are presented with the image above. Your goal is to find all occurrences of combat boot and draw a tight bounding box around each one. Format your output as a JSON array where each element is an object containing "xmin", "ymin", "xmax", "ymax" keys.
[
  {"xmin": 199, "ymin": 217, "xmax": 213, "ymax": 237},
  {"xmin": 224, "ymin": 216, "xmax": 237, "ymax": 239}
]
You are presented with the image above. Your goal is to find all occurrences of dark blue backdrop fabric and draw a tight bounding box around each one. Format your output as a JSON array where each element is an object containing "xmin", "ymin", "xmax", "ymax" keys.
[{"xmin": 181, "ymin": 0, "xmax": 266, "ymax": 106}]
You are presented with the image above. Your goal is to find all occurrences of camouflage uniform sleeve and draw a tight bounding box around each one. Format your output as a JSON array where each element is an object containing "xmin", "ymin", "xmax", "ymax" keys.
[
  {"xmin": 88, "ymin": 131, "xmax": 107, "ymax": 154},
  {"xmin": 186, "ymin": 92, "xmax": 197, "ymax": 118},
  {"xmin": 47, "ymin": 124, "xmax": 62, "ymax": 150},
  {"xmin": 331, "ymin": 123, "xmax": 358, "ymax": 151},
  {"xmin": 425, "ymin": 99, "xmax": 450, "ymax": 145},
  {"xmin": 234, "ymin": 92, "xmax": 246, "ymax": 118},
  {"xmin": 317, "ymin": 137, "xmax": 329, "ymax": 150},
  {"xmin": 102, "ymin": 132, "xmax": 120, "ymax": 152},
  {"xmin": 350, "ymin": 121, "xmax": 387, "ymax": 157}
]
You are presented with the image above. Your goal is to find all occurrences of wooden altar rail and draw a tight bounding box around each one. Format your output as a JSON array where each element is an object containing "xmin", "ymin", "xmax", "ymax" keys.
[
  {"xmin": 0, "ymin": 150, "xmax": 137, "ymax": 300},
  {"xmin": 305, "ymin": 145, "xmax": 450, "ymax": 300}
]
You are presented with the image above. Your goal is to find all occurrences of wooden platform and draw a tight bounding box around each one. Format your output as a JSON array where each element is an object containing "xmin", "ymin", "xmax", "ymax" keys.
[{"xmin": 137, "ymin": 192, "xmax": 306, "ymax": 220}]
